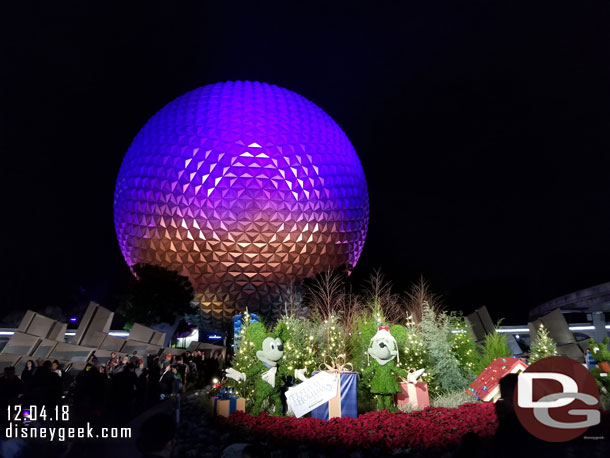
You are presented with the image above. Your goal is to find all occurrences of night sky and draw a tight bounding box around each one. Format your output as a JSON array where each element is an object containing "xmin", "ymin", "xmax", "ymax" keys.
[{"xmin": 2, "ymin": 1, "xmax": 610, "ymax": 324}]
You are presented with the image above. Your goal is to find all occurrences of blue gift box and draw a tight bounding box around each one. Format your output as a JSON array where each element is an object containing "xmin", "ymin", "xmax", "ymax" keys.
[
  {"xmin": 310, "ymin": 371, "xmax": 358, "ymax": 420},
  {"xmin": 212, "ymin": 388, "xmax": 245, "ymax": 417}
]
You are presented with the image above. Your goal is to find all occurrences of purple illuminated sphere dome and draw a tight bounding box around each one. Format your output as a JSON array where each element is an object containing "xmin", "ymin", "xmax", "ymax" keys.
[{"xmin": 114, "ymin": 81, "xmax": 368, "ymax": 325}]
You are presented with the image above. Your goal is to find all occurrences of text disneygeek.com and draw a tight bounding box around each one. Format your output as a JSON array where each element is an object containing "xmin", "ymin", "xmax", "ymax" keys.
[{"xmin": 5, "ymin": 423, "xmax": 132, "ymax": 441}]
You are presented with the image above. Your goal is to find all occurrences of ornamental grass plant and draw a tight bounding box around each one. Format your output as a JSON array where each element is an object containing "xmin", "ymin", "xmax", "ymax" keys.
[{"xmin": 430, "ymin": 390, "xmax": 480, "ymax": 409}]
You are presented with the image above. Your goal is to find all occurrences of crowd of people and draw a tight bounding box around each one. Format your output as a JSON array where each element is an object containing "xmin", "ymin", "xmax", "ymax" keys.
[
  {"xmin": 77, "ymin": 349, "xmax": 227, "ymax": 426},
  {"xmin": 0, "ymin": 360, "xmax": 64, "ymax": 425},
  {"xmin": 0, "ymin": 349, "xmax": 227, "ymax": 431}
]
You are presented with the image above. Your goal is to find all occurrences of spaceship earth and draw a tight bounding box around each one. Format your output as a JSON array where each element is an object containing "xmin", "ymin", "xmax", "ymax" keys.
[{"xmin": 114, "ymin": 81, "xmax": 368, "ymax": 325}]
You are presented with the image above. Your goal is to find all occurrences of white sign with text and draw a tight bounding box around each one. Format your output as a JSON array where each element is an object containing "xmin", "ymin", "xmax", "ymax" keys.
[{"xmin": 285, "ymin": 371, "xmax": 338, "ymax": 418}]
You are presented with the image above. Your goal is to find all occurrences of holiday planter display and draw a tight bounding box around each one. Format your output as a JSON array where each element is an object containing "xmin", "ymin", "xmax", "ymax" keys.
[
  {"xmin": 222, "ymin": 302, "xmax": 542, "ymax": 418},
  {"xmin": 220, "ymin": 403, "xmax": 498, "ymax": 451},
  {"xmin": 468, "ymin": 357, "xmax": 528, "ymax": 402}
]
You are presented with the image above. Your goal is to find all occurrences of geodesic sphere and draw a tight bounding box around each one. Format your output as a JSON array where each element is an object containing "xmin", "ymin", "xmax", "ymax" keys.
[{"xmin": 114, "ymin": 81, "xmax": 368, "ymax": 324}]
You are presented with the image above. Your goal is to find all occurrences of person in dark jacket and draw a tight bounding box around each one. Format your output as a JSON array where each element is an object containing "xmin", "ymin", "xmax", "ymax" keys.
[
  {"xmin": 20, "ymin": 359, "xmax": 36, "ymax": 404},
  {"xmin": 135, "ymin": 359, "xmax": 148, "ymax": 412},
  {"xmin": 21, "ymin": 359, "xmax": 35, "ymax": 381},
  {"xmin": 158, "ymin": 364, "xmax": 175, "ymax": 399},
  {"xmin": 208, "ymin": 352, "xmax": 221, "ymax": 383},
  {"xmin": 73, "ymin": 362, "xmax": 106, "ymax": 426},
  {"xmin": 0, "ymin": 367, "xmax": 22, "ymax": 405},
  {"xmin": 32, "ymin": 360, "xmax": 62, "ymax": 409},
  {"xmin": 0, "ymin": 367, "xmax": 23, "ymax": 432},
  {"xmin": 483, "ymin": 373, "xmax": 553, "ymax": 457},
  {"xmin": 170, "ymin": 365, "xmax": 183, "ymax": 395},
  {"xmin": 130, "ymin": 351, "xmax": 140, "ymax": 366},
  {"xmin": 110, "ymin": 362, "xmax": 138, "ymax": 425},
  {"xmin": 147, "ymin": 355, "xmax": 161, "ymax": 407},
  {"xmin": 174, "ymin": 356, "xmax": 188, "ymax": 390}
]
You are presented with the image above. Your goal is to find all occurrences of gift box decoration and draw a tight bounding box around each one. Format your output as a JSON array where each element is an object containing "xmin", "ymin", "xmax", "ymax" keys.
[
  {"xmin": 211, "ymin": 388, "xmax": 246, "ymax": 417},
  {"xmin": 310, "ymin": 354, "xmax": 359, "ymax": 420},
  {"xmin": 397, "ymin": 381, "xmax": 430, "ymax": 410}
]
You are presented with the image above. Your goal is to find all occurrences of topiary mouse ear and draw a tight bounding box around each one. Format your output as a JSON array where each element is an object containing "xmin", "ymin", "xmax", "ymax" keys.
[
  {"xmin": 361, "ymin": 321, "xmax": 378, "ymax": 347},
  {"xmin": 244, "ymin": 322, "xmax": 268, "ymax": 347},
  {"xmin": 273, "ymin": 321, "xmax": 289, "ymax": 342},
  {"xmin": 390, "ymin": 325, "xmax": 407, "ymax": 347},
  {"xmin": 603, "ymin": 336, "xmax": 610, "ymax": 347},
  {"xmin": 588, "ymin": 337, "xmax": 596, "ymax": 347}
]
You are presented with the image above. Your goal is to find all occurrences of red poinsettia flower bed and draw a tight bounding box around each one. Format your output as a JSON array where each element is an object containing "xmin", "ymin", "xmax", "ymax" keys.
[{"xmin": 220, "ymin": 403, "xmax": 498, "ymax": 451}]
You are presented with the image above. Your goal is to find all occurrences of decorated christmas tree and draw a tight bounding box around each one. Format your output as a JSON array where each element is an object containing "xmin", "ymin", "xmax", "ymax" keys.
[
  {"xmin": 530, "ymin": 323, "xmax": 557, "ymax": 363},
  {"xmin": 348, "ymin": 299, "xmax": 389, "ymax": 367},
  {"xmin": 274, "ymin": 313, "xmax": 318, "ymax": 379},
  {"xmin": 233, "ymin": 307, "xmax": 253, "ymax": 351},
  {"xmin": 346, "ymin": 305, "xmax": 387, "ymax": 411},
  {"xmin": 449, "ymin": 314, "xmax": 480, "ymax": 381},
  {"xmin": 347, "ymin": 311, "xmax": 374, "ymax": 372},
  {"xmin": 225, "ymin": 310, "xmax": 261, "ymax": 402},
  {"xmin": 402, "ymin": 312, "xmax": 439, "ymax": 396},
  {"xmin": 305, "ymin": 271, "xmax": 349, "ymax": 362},
  {"xmin": 402, "ymin": 313, "xmax": 427, "ymax": 370},
  {"xmin": 313, "ymin": 314, "xmax": 346, "ymax": 361}
]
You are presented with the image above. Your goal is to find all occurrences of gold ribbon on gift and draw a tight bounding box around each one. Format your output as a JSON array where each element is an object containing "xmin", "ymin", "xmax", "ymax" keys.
[
  {"xmin": 319, "ymin": 354, "xmax": 354, "ymax": 418},
  {"xmin": 320, "ymin": 354, "xmax": 354, "ymax": 374}
]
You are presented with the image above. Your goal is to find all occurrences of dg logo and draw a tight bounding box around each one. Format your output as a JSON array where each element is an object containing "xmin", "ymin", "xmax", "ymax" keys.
[{"xmin": 515, "ymin": 356, "xmax": 601, "ymax": 442}]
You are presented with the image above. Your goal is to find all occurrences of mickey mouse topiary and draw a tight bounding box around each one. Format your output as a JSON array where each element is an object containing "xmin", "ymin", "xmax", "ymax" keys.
[
  {"xmin": 226, "ymin": 322, "xmax": 306, "ymax": 416},
  {"xmin": 362, "ymin": 323, "xmax": 408, "ymax": 411}
]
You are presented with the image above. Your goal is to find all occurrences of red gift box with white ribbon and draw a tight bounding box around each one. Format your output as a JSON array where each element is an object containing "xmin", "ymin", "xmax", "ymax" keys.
[{"xmin": 397, "ymin": 380, "xmax": 430, "ymax": 410}]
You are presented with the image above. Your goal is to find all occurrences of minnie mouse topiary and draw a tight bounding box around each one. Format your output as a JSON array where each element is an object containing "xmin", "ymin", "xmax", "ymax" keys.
[{"xmin": 362, "ymin": 324, "xmax": 408, "ymax": 411}]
